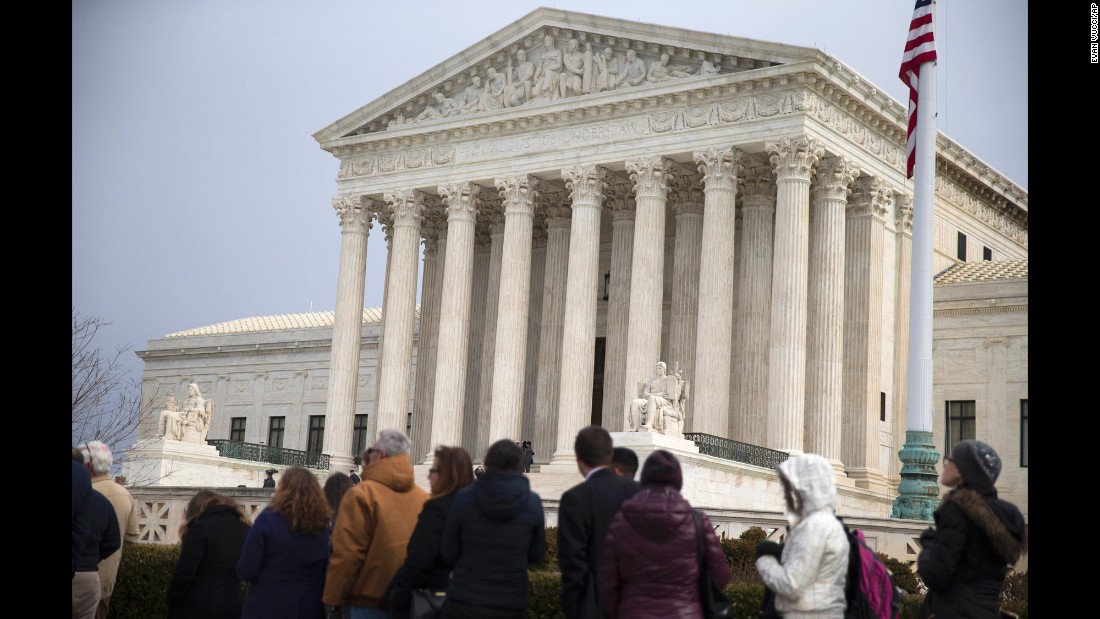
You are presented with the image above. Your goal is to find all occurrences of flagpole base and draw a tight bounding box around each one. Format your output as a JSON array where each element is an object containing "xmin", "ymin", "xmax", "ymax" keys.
[{"xmin": 891, "ymin": 430, "xmax": 940, "ymax": 520}]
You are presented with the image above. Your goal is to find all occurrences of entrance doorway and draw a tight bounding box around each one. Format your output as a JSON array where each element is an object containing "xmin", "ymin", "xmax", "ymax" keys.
[{"xmin": 591, "ymin": 337, "xmax": 606, "ymax": 427}]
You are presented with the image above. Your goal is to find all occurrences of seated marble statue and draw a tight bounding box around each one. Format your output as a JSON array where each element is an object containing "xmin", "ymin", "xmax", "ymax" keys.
[
  {"xmin": 157, "ymin": 393, "xmax": 182, "ymax": 440},
  {"xmin": 158, "ymin": 383, "xmax": 213, "ymax": 443},
  {"xmin": 629, "ymin": 361, "xmax": 677, "ymax": 432}
]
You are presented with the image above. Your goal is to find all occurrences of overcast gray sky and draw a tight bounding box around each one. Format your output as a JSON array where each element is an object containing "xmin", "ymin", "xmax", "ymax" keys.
[{"xmin": 72, "ymin": 0, "xmax": 1028, "ymax": 382}]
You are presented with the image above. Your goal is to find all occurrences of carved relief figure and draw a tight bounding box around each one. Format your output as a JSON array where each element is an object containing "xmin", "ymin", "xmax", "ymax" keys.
[
  {"xmin": 559, "ymin": 38, "xmax": 587, "ymax": 98},
  {"xmin": 593, "ymin": 47, "xmax": 621, "ymax": 92},
  {"xmin": 532, "ymin": 34, "xmax": 563, "ymax": 99},
  {"xmin": 477, "ymin": 67, "xmax": 506, "ymax": 112},
  {"xmin": 434, "ymin": 92, "xmax": 461, "ymax": 117},
  {"xmin": 616, "ymin": 49, "xmax": 647, "ymax": 89},
  {"xmin": 505, "ymin": 48, "xmax": 535, "ymax": 107},
  {"xmin": 698, "ymin": 59, "xmax": 722, "ymax": 77},
  {"xmin": 647, "ymin": 53, "xmax": 692, "ymax": 83},
  {"xmin": 461, "ymin": 75, "xmax": 483, "ymax": 112},
  {"xmin": 415, "ymin": 98, "xmax": 442, "ymax": 122}
]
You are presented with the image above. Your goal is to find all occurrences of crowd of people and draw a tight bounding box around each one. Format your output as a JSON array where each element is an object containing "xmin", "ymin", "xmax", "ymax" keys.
[{"xmin": 72, "ymin": 429, "xmax": 1025, "ymax": 619}]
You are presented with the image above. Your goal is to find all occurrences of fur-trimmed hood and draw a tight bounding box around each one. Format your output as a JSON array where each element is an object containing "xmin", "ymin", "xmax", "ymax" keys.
[{"xmin": 943, "ymin": 488, "xmax": 1028, "ymax": 564}]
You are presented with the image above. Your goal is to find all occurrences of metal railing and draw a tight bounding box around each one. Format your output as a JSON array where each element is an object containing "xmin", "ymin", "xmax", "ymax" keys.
[
  {"xmin": 206, "ymin": 440, "xmax": 331, "ymax": 470},
  {"xmin": 683, "ymin": 433, "xmax": 789, "ymax": 469}
]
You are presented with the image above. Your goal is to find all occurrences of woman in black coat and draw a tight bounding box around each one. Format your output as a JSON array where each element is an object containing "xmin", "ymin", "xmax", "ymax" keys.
[
  {"xmin": 167, "ymin": 490, "xmax": 252, "ymax": 619},
  {"xmin": 384, "ymin": 446, "xmax": 475, "ymax": 619},
  {"xmin": 918, "ymin": 440, "xmax": 1027, "ymax": 619}
]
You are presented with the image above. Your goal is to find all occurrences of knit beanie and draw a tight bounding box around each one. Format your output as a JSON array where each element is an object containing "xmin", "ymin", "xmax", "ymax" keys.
[
  {"xmin": 640, "ymin": 449, "xmax": 683, "ymax": 491},
  {"xmin": 950, "ymin": 440, "xmax": 1002, "ymax": 491}
]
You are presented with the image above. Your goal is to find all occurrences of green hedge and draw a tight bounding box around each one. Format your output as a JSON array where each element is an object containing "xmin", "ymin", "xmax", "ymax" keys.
[{"xmin": 112, "ymin": 541, "xmax": 1026, "ymax": 619}]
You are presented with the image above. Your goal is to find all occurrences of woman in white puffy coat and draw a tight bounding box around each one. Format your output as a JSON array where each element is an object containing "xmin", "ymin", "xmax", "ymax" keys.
[{"xmin": 755, "ymin": 453, "xmax": 850, "ymax": 619}]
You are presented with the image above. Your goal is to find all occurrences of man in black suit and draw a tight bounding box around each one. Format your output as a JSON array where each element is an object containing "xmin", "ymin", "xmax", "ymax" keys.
[{"xmin": 557, "ymin": 426, "xmax": 640, "ymax": 619}]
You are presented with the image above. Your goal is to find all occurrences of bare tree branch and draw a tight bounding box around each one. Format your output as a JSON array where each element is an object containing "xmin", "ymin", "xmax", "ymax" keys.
[{"xmin": 71, "ymin": 308, "xmax": 154, "ymax": 453}]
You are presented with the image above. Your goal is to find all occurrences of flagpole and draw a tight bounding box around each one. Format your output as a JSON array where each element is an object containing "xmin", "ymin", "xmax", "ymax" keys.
[{"xmin": 892, "ymin": 0, "xmax": 940, "ymax": 521}]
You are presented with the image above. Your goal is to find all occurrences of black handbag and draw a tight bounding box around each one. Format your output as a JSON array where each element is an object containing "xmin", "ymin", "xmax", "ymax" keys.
[
  {"xmin": 410, "ymin": 589, "xmax": 445, "ymax": 619},
  {"xmin": 693, "ymin": 510, "xmax": 735, "ymax": 619}
]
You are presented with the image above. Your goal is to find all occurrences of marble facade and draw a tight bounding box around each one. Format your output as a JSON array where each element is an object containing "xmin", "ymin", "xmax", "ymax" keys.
[{"xmin": 135, "ymin": 10, "xmax": 1026, "ymax": 524}]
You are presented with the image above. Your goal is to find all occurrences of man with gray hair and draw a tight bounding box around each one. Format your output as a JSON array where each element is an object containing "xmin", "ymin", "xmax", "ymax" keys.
[
  {"xmin": 324, "ymin": 430, "xmax": 429, "ymax": 619},
  {"xmin": 78, "ymin": 441, "xmax": 140, "ymax": 619}
]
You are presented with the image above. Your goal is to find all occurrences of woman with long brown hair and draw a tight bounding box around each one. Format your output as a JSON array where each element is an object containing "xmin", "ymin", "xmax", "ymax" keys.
[
  {"xmin": 167, "ymin": 490, "xmax": 252, "ymax": 619},
  {"xmin": 383, "ymin": 446, "xmax": 475, "ymax": 618},
  {"xmin": 238, "ymin": 467, "xmax": 332, "ymax": 619}
]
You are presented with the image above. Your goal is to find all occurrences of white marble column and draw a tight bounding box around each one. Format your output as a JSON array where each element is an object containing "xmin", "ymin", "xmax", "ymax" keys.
[
  {"xmin": 842, "ymin": 176, "xmax": 893, "ymax": 492},
  {"xmin": 890, "ymin": 195, "xmax": 914, "ymax": 484},
  {"xmin": 475, "ymin": 204, "xmax": 505, "ymax": 458},
  {"xmin": 372, "ymin": 208, "xmax": 394, "ymax": 413},
  {"xmin": 323, "ymin": 195, "xmax": 372, "ymax": 469},
  {"xmin": 535, "ymin": 192, "xmax": 571, "ymax": 462},
  {"xmin": 523, "ymin": 217, "xmax": 548, "ymax": 447},
  {"xmin": 428, "ymin": 182, "xmax": 481, "ymax": 456},
  {"xmin": 765, "ymin": 136, "xmax": 823, "ymax": 453},
  {"xmin": 805, "ymin": 157, "xmax": 860, "ymax": 471},
  {"xmin": 667, "ymin": 168, "xmax": 704, "ymax": 429},
  {"xmin": 732, "ymin": 160, "xmax": 775, "ymax": 444},
  {"xmin": 411, "ymin": 214, "xmax": 442, "ymax": 461},
  {"xmin": 692, "ymin": 147, "xmax": 745, "ymax": 436},
  {"xmin": 552, "ymin": 165, "xmax": 607, "ymax": 461},
  {"xmin": 462, "ymin": 222, "xmax": 491, "ymax": 455},
  {"xmin": 600, "ymin": 176, "xmax": 636, "ymax": 429},
  {"xmin": 623, "ymin": 156, "xmax": 671, "ymax": 429},
  {"xmin": 489, "ymin": 174, "xmax": 539, "ymax": 443},
  {"xmin": 376, "ymin": 189, "xmax": 425, "ymax": 434}
]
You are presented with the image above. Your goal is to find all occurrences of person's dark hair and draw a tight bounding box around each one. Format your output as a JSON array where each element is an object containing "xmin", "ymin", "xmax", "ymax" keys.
[
  {"xmin": 574, "ymin": 425, "xmax": 613, "ymax": 467},
  {"xmin": 474, "ymin": 466, "xmax": 486, "ymax": 479},
  {"xmin": 179, "ymin": 490, "xmax": 251, "ymax": 541},
  {"xmin": 612, "ymin": 447, "xmax": 639, "ymax": 478},
  {"xmin": 432, "ymin": 446, "xmax": 476, "ymax": 496},
  {"xmin": 72, "ymin": 448, "xmax": 85, "ymax": 464},
  {"xmin": 269, "ymin": 466, "xmax": 331, "ymax": 535},
  {"xmin": 323, "ymin": 472, "xmax": 354, "ymax": 521},
  {"xmin": 484, "ymin": 439, "xmax": 524, "ymax": 473},
  {"xmin": 640, "ymin": 449, "xmax": 683, "ymax": 491}
]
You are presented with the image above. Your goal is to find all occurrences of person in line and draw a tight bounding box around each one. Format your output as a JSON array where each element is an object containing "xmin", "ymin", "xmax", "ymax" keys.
[
  {"xmin": 72, "ymin": 450, "xmax": 121, "ymax": 619},
  {"xmin": 610, "ymin": 447, "xmax": 639, "ymax": 480},
  {"xmin": 558, "ymin": 426, "xmax": 640, "ymax": 619},
  {"xmin": 599, "ymin": 450, "xmax": 728, "ymax": 618},
  {"xmin": 754, "ymin": 453, "xmax": 849, "ymax": 619},
  {"xmin": 167, "ymin": 490, "xmax": 252, "ymax": 619},
  {"xmin": 473, "ymin": 466, "xmax": 485, "ymax": 479},
  {"xmin": 918, "ymin": 440, "xmax": 1027, "ymax": 619},
  {"xmin": 383, "ymin": 446, "xmax": 476, "ymax": 618},
  {"xmin": 324, "ymin": 472, "xmax": 355, "ymax": 530},
  {"xmin": 324, "ymin": 430, "xmax": 429, "ymax": 619},
  {"xmin": 73, "ymin": 449, "xmax": 93, "ymax": 580},
  {"xmin": 441, "ymin": 439, "xmax": 546, "ymax": 619},
  {"xmin": 78, "ymin": 441, "xmax": 141, "ymax": 619},
  {"xmin": 240, "ymin": 467, "xmax": 333, "ymax": 619}
]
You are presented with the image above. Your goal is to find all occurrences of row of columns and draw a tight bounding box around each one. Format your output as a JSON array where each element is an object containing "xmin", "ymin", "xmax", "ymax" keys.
[{"xmin": 324, "ymin": 135, "xmax": 906, "ymax": 483}]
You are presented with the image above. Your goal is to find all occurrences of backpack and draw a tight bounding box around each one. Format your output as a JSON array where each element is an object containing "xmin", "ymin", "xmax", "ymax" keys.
[{"xmin": 838, "ymin": 517, "xmax": 903, "ymax": 619}]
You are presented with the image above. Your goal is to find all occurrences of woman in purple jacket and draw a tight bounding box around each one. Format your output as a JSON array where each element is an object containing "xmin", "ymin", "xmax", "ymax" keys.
[{"xmin": 598, "ymin": 450, "xmax": 730, "ymax": 619}]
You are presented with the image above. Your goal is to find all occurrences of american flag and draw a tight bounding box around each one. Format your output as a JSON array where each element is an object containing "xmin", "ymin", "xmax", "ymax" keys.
[{"xmin": 899, "ymin": 0, "xmax": 937, "ymax": 179}]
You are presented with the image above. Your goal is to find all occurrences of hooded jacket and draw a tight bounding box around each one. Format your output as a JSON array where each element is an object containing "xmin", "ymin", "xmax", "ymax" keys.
[
  {"xmin": 441, "ymin": 471, "xmax": 546, "ymax": 610},
  {"xmin": 597, "ymin": 485, "xmax": 729, "ymax": 619},
  {"xmin": 755, "ymin": 454, "xmax": 849, "ymax": 619},
  {"xmin": 917, "ymin": 486, "xmax": 1027, "ymax": 619},
  {"xmin": 322, "ymin": 452, "xmax": 429, "ymax": 608}
]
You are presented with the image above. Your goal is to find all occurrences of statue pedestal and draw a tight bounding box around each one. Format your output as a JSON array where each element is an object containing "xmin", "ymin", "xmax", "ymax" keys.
[{"xmin": 120, "ymin": 438, "xmax": 272, "ymax": 488}]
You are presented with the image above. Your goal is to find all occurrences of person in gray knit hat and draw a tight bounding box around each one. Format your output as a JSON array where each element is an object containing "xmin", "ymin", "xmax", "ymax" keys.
[{"xmin": 917, "ymin": 440, "xmax": 1027, "ymax": 618}]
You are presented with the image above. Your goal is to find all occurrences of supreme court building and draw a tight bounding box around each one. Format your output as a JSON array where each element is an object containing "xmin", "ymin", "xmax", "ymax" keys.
[{"xmin": 136, "ymin": 9, "xmax": 1027, "ymax": 525}]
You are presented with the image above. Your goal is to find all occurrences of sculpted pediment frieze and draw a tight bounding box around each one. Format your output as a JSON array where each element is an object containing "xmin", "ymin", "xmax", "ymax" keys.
[{"xmin": 315, "ymin": 8, "xmax": 820, "ymax": 142}]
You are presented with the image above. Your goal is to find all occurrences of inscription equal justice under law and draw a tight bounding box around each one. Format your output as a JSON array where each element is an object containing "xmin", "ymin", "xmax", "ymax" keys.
[{"xmin": 456, "ymin": 118, "xmax": 648, "ymax": 161}]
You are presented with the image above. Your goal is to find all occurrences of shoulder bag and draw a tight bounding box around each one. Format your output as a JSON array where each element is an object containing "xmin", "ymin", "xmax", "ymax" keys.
[{"xmin": 692, "ymin": 509, "xmax": 735, "ymax": 619}]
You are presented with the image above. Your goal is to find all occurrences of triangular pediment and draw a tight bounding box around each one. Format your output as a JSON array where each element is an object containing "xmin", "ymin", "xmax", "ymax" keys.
[{"xmin": 314, "ymin": 7, "xmax": 822, "ymax": 145}]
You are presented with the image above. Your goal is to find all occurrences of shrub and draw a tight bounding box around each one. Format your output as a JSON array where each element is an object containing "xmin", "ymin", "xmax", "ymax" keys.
[
  {"xmin": 531, "ymin": 526, "xmax": 559, "ymax": 572},
  {"xmin": 1002, "ymin": 570, "xmax": 1027, "ymax": 604},
  {"xmin": 111, "ymin": 543, "xmax": 178, "ymax": 619},
  {"xmin": 721, "ymin": 530, "xmax": 764, "ymax": 586},
  {"xmin": 878, "ymin": 553, "xmax": 920, "ymax": 594},
  {"xmin": 528, "ymin": 570, "xmax": 562, "ymax": 618},
  {"xmin": 739, "ymin": 526, "xmax": 768, "ymax": 545}
]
